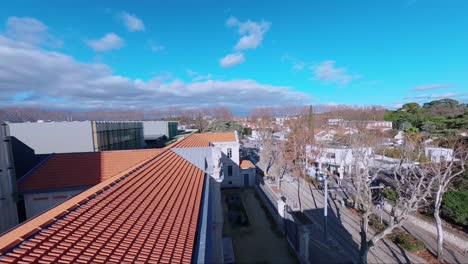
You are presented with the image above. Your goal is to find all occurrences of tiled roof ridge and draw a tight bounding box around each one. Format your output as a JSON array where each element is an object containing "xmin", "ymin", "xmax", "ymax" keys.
[
  {"xmin": 0, "ymin": 148, "xmax": 168, "ymax": 254},
  {"xmin": 168, "ymin": 133, "xmax": 212, "ymax": 149}
]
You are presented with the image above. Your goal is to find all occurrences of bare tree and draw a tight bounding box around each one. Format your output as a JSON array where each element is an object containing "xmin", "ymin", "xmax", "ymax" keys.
[
  {"xmin": 251, "ymin": 109, "xmax": 278, "ymax": 176},
  {"xmin": 272, "ymin": 141, "xmax": 289, "ymax": 190},
  {"xmin": 343, "ymin": 132, "xmax": 436, "ymax": 263},
  {"xmin": 428, "ymin": 141, "xmax": 468, "ymax": 262}
]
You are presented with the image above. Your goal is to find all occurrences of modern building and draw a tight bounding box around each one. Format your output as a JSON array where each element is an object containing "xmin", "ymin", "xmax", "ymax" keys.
[
  {"xmin": 143, "ymin": 121, "xmax": 178, "ymax": 139},
  {"xmin": 142, "ymin": 121, "xmax": 178, "ymax": 147},
  {"xmin": 6, "ymin": 121, "xmax": 144, "ymax": 154},
  {"xmin": 0, "ymin": 131, "xmax": 252, "ymax": 263}
]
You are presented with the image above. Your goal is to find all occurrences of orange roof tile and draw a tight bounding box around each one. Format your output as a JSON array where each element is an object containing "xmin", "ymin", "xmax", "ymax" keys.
[
  {"xmin": 170, "ymin": 132, "xmax": 237, "ymax": 148},
  {"xmin": 240, "ymin": 160, "xmax": 255, "ymax": 169},
  {"xmin": 196, "ymin": 132, "xmax": 237, "ymax": 143},
  {"xmin": 19, "ymin": 149, "xmax": 163, "ymax": 192},
  {"xmin": 0, "ymin": 149, "xmax": 205, "ymax": 263}
]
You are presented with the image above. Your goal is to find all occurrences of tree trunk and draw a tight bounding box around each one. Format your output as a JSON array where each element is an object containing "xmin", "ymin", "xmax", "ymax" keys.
[
  {"xmin": 359, "ymin": 245, "xmax": 369, "ymax": 264},
  {"xmin": 359, "ymin": 212, "xmax": 370, "ymax": 264},
  {"xmin": 434, "ymin": 187, "xmax": 444, "ymax": 263},
  {"xmin": 297, "ymin": 177, "xmax": 302, "ymax": 212},
  {"xmin": 434, "ymin": 207, "xmax": 444, "ymax": 263}
]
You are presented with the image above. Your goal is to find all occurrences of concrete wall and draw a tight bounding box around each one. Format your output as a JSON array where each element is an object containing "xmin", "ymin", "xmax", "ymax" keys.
[
  {"xmin": 143, "ymin": 121, "xmax": 178, "ymax": 139},
  {"xmin": 8, "ymin": 122, "xmax": 94, "ymax": 154},
  {"xmin": 24, "ymin": 189, "xmax": 84, "ymax": 219},
  {"xmin": 0, "ymin": 124, "xmax": 19, "ymax": 233}
]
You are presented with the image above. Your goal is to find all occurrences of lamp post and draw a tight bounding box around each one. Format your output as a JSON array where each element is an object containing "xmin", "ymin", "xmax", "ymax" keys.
[
  {"xmin": 320, "ymin": 170, "xmax": 329, "ymax": 240},
  {"xmin": 314, "ymin": 168, "xmax": 329, "ymax": 240}
]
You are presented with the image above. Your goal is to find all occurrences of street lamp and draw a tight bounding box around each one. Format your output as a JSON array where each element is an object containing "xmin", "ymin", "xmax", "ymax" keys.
[{"xmin": 318, "ymin": 170, "xmax": 329, "ymax": 240}]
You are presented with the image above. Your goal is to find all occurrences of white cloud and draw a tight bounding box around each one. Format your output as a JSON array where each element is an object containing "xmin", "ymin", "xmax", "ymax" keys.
[
  {"xmin": 405, "ymin": 92, "xmax": 468, "ymax": 100},
  {"xmin": 5, "ymin": 16, "xmax": 62, "ymax": 48},
  {"xmin": 192, "ymin": 73, "xmax": 213, "ymax": 82},
  {"xmin": 410, "ymin": 84, "xmax": 452, "ymax": 91},
  {"xmin": 150, "ymin": 43, "xmax": 164, "ymax": 52},
  {"xmin": 186, "ymin": 69, "xmax": 197, "ymax": 77},
  {"xmin": 85, "ymin": 33, "xmax": 124, "ymax": 52},
  {"xmin": 0, "ymin": 35, "xmax": 310, "ymax": 111},
  {"xmin": 312, "ymin": 60, "xmax": 359, "ymax": 85},
  {"xmin": 120, "ymin": 12, "xmax": 145, "ymax": 32},
  {"xmin": 219, "ymin": 53, "xmax": 245, "ymax": 68},
  {"xmin": 227, "ymin": 16, "xmax": 271, "ymax": 50},
  {"xmin": 282, "ymin": 55, "xmax": 308, "ymax": 71}
]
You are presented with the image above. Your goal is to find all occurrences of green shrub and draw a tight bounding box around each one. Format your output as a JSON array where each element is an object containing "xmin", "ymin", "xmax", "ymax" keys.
[
  {"xmin": 383, "ymin": 188, "xmax": 398, "ymax": 204},
  {"xmin": 441, "ymin": 190, "xmax": 468, "ymax": 228},
  {"xmin": 369, "ymin": 214, "xmax": 386, "ymax": 233},
  {"xmin": 390, "ymin": 229, "xmax": 426, "ymax": 252}
]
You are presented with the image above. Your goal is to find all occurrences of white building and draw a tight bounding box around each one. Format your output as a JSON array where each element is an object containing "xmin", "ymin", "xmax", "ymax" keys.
[
  {"xmin": 314, "ymin": 128, "xmax": 358, "ymax": 142},
  {"xmin": 307, "ymin": 145, "xmax": 372, "ymax": 181},
  {"xmin": 328, "ymin": 119, "xmax": 393, "ymax": 131},
  {"xmin": 425, "ymin": 147, "xmax": 455, "ymax": 162}
]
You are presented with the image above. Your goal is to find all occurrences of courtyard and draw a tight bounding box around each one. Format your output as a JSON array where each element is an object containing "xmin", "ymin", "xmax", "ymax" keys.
[{"xmin": 222, "ymin": 188, "xmax": 298, "ymax": 264}]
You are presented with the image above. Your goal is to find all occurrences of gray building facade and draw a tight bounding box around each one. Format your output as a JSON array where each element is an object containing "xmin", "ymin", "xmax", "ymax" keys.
[
  {"xmin": 7, "ymin": 121, "xmax": 144, "ymax": 154},
  {"xmin": 143, "ymin": 121, "xmax": 178, "ymax": 140}
]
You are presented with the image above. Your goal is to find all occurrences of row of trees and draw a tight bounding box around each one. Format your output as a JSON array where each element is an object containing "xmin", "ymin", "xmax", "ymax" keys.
[{"xmin": 0, "ymin": 107, "xmax": 233, "ymax": 129}]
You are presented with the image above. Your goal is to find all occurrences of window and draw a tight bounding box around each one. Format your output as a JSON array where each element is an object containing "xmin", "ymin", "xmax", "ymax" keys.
[
  {"xmin": 227, "ymin": 148, "xmax": 232, "ymax": 158},
  {"xmin": 228, "ymin": 181, "xmax": 232, "ymax": 185},
  {"xmin": 228, "ymin": 165, "xmax": 233, "ymax": 176}
]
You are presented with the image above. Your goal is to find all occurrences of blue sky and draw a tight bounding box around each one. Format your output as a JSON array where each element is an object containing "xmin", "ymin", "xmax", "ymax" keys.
[{"xmin": 0, "ymin": 0, "xmax": 467, "ymax": 113}]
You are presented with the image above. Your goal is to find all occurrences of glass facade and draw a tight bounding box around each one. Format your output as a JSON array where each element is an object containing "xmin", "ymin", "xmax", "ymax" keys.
[{"xmin": 92, "ymin": 121, "xmax": 144, "ymax": 151}]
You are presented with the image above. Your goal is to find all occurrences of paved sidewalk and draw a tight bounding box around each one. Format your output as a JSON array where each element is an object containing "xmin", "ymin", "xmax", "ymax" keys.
[
  {"xmin": 376, "ymin": 206, "xmax": 468, "ymax": 264},
  {"xmin": 278, "ymin": 179, "xmax": 426, "ymax": 264}
]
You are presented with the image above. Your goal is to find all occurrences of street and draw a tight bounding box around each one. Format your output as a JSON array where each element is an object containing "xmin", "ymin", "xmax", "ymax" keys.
[{"xmin": 278, "ymin": 178, "xmax": 427, "ymax": 263}]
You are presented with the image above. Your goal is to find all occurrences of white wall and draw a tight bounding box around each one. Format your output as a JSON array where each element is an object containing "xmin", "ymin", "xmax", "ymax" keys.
[
  {"xmin": 213, "ymin": 141, "xmax": 243, "ymax": 188},
  {"xmin": 425, "ymin": 147, "xmax": 455, "ymax": 162},
  {"xmin": 24, "ymin": 189, "xmax": 84, "ymax": 219},
  {"xmin": 8, "ymin": 122, "xmax": 94, "ymax": 154}
]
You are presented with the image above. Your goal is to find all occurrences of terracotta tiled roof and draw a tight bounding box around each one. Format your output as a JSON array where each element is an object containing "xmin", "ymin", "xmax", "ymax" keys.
[
  {"xmin": 0, "ymin": 150, "xmax": 205, "ymax": 263},
  {"xmin": 196, "ymin": 132, "xmax": 236, "ymax": 143},
  {"xmin": 170, "ymin": 132, "xmax": 237, "ymax": 148},
  {"xmin": 19, "ymin": 149, "xmax": 163, "ymax": 192},
  {"xmin": 240, "ymin": 160, "xmax": 255, "ymax": 169}
]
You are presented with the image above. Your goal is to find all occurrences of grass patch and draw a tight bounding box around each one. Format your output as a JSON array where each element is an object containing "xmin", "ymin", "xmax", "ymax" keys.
[{"xmin": 389, "ymin": 228, "xmax": 426, "ymax": 252}]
